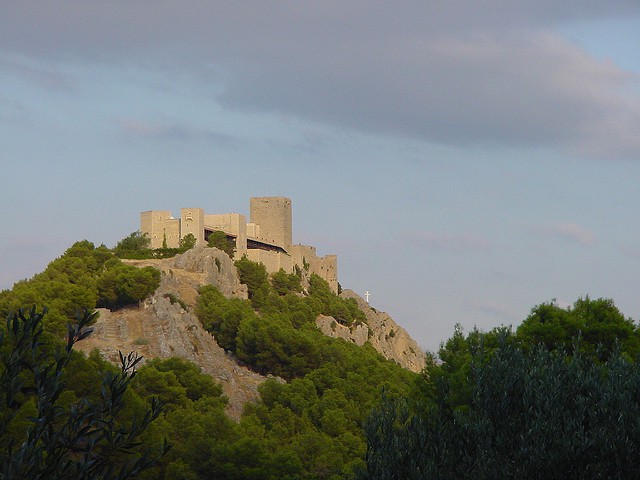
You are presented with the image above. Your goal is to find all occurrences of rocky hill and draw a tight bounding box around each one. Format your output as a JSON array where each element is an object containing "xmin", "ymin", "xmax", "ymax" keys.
[
  {"xmin": 76, "ymin": 246, "xmax": 426, "ymax": 418},
  {"xmin": 320, "ymin": 290, "xmax": 426, "ymax": 373}
]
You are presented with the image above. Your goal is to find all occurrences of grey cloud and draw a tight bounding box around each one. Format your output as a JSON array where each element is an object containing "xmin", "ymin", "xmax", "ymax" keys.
[
  {"xmin": 3, "ymin": 2, "xmax": 640, "ymax": 158},
  {"xmin": 0, "ymin": 53, "xmax": 76, "ymax": 93},
  {"xmin": 117, "ymin": 117, "xmax": 240, "ymax": 148}
]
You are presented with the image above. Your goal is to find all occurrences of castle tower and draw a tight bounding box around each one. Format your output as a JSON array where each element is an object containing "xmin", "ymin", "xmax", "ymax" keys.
[
  {"xmin": 249, "ymin": 197, "xmax": 292, "ymax": 248},
  {"xmin": 140, "ymin": 210, "xmax": 180, "ymax": 249},
  {"xmin": 180, "ymin": 208, "xmax": 205, "ymax": 245}
]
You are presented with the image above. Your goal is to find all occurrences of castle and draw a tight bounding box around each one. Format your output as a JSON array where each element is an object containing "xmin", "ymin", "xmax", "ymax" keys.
[{"xmin": 140, "ymin": 197, "xmax": 338, "ymax": 292}]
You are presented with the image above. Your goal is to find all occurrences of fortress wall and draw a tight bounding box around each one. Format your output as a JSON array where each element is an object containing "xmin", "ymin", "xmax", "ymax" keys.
[
  {"xmin": 288, "ymin": 245, "xmax": 338, "ymax": 293},
  {"xmin": 314, "ymin": 254, "xmax": 338, "ymax": 293},
  {"xmin": 164, "ymin": 219, "xmax": 181, "ymax": 248},
  {"xmin": 141, "ymin": 210, "xmax": 180, "ymax": 249},
  {"xmin": 246, "ymin": 223, "xmax": 260, "ymax": 239},
  {"xmin": 180, "ymin": 208, "xmax": 205, "ymax": 246},
  {"xmin": 288, "ymin": 244, "xmax": 317, "ymax": 268},
  {"xmin": 205, "ymin": 213, "xmax": 248, "ymax": 257},
  {"xmin": 249, "ymin": 197, "xmax": 292, "ymax": 248},
  {"xmin": 246, "ymin": 250, "xmax": 293, "ymax": 274},
  {"xmin": 140, "ymin": 198, "xmax": 337, "ymax": 289}
]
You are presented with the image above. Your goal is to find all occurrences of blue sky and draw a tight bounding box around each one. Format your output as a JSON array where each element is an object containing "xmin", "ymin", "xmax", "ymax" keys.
[{"xmin": 2, "ymin": 2, "xmax": 640, "ymax": 352}]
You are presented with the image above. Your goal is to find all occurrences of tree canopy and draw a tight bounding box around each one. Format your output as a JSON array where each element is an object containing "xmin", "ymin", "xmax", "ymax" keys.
[{"xmin": 361, "ymin": 297, "xmax": 640, "ymax": 480}]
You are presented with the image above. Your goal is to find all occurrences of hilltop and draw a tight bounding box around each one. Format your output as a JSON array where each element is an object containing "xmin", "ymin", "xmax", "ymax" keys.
[
  {"xmin": 75, "ymin": 245, "xmax": 426, "ymax": 418},
  {"xmin": 0, "ymin": 239, "xmax": 425, "ymax": 477}
]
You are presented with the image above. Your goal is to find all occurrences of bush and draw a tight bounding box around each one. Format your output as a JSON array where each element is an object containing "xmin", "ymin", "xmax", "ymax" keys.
[{"xmin": 206, "ymin": 231, "xmax": 235, "ymax": 258}]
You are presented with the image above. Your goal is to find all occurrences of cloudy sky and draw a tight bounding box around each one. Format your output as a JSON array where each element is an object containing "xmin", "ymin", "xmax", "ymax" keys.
[{"xmin": 2, "ymin": 2, "xmax": 640, "ymax": 352}]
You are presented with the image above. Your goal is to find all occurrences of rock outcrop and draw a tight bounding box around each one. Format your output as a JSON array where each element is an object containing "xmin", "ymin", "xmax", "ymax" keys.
[
  {"xmin": 78, "ymin": 248, "xmax": 426, "ymax": 419},
  {"xmin": 320, "ymin": 290, "xmax": 427, "ymax": 373},
  {"xmin": 78, "ymin": 248, "xmax": 260, "ymax": 420}
]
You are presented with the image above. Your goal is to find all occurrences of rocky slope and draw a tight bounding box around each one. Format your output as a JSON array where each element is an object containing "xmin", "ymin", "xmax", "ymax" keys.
[
  {"xmin": 76, "ymin": 247, "xmax": 261, "ymax": 420},
  {"xmin": 77, "ymin": 246, "xmax": 426, "ymax": 417},
  {"xmin": 318, "ymin": 290, "xmax": 426, "ymax": 373}
]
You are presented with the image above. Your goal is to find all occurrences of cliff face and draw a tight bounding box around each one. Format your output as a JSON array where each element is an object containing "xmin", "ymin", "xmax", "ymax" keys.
[
  {"xmin": 76, "ymin": 247, "xmax": 261, "ymax": 420},
  {"xmin": 318, "ymin": 290, "xmax": 427, "ymax": 373},
  {"xmin": 77, "ymin": 247, "xmax": 426, "ymax": 418}
]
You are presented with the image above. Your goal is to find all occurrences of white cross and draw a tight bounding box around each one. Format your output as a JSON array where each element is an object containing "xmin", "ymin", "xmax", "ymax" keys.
[{"xmin": 365, "ymin": 291, "xmax": 370, "ymax": 303}]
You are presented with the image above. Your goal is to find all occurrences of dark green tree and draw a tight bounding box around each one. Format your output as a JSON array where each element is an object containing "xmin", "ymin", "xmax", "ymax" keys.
[
  {"xmin": 270, "ymin": 269, "xmax": 302, "ymax": 296},
  {"xmin": 517, "ymin": 297, "xmax": 640, "ymax": 359},
  {"xmin": 113, "ymin": 231, "xmax": 152, "ymax": 259},
  {"xmin": 234, "ymin": 256, "xmax": 270, "ymax": 307},
  {"xmin": 206, "ymin": 231, "xmax": 235, "ymax": 258},
  {"xmin": 180, "ymin": 233, "xmax": 197, "ymax": 250},
  {"xmin": 0, "ymin": 308, "xmax": 169, "ymax": 479},
  {"xmin": 362, "ymin": 332, "xmax": 640, "ymax": 480},
  {"xmin": 97, "ymin": 264, "xmax": 160, "ymax": 310}
]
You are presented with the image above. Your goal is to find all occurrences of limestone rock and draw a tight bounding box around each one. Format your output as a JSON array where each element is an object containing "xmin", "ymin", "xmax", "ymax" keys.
[
  {"xmin": 83, "ymin": 249, "xmax": 426, "ymax": 419},
  {"xmin": 338, "ymin": 290, "xmax": 427, "ymax": 373},
  {"xmin": 171, "ymin": 246, "xmax": 248, "ymax": 299},
  {"xmin": 316, "ymin": 315, "xmax": 369, "ymax": 345},
  {"xmin": 78, "ymin": 295, "xmax": 265, "ymax": 420}
]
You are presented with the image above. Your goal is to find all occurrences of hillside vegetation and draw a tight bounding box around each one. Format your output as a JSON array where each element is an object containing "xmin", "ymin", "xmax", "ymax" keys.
[
  {"xmin": 5, "ymin": 238, "xmax": 639, "ymax": 479},
  {"xmin": 0, "ymin": 240, "xmax": 416, "ymax": 479},
  {"xmin": 362, "ymin": 299, "xmax": 640, "ymax": 479}
]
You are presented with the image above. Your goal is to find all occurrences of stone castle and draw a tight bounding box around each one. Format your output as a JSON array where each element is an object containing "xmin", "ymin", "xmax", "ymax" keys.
[{"xmin": 140, "ymin": 197, "xmax": 338, "ymax": 292}]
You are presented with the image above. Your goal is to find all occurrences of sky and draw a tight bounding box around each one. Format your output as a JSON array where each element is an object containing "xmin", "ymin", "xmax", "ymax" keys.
[{"xmin": 2, "ymin": 2, "xmax": 640, "ymax": 353}]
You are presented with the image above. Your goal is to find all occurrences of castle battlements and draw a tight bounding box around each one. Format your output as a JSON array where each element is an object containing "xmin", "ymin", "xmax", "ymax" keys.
[{"xmin": 140, "ymin": 197, "xmax": 338, "ymax": 292}]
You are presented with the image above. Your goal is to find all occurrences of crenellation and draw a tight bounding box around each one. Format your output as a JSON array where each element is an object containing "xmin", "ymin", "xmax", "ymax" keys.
[{"xmin": 140, "ymin": 197, "xmax": 338, "ymax": 292}]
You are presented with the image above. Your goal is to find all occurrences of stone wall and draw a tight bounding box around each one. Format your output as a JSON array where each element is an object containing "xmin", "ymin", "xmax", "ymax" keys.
[
  {"xmin": 205, "ymin": 213, "xmax": 248, "ymax": 257},
  {"xmin": 140, "ymin": 197, "xmax": 338, "ymax": 291},
  {"xmin": 140, "ymin": 210, "xmax": 180, "ymax": 249},
  {"xmin": 180, "ymin": 208, "xmax": 205, "ymax": 245},
  {"xmin": 246, "ymin": 249, "xmax": 293, "ymax": 274},
  {"xmin": 288, "ymin": 244, "xmax": 338, "ymax": 293}
]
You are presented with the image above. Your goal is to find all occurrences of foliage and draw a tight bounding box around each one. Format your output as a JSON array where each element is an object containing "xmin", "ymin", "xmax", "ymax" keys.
[
  {"xmin": 361, "ymin": 312, "xmax": 640, "ymax": 479},
  {"xmin": 517, "ymin": 296, "xmax": 640, "ymax": 359},
  {"xmin": 234, "ymin": 256, "xmax": 270, "ymax": 307},
  {"xmin": 113, "ymin": 231, "xmax": 152, "ymax": 258},
  {"xmin": 196, "ymin": 286, "xmax": 256, "ymax": 352},
  {"xmin": 0, "ymin": 308, "xmax": 168, "ymax": 479},
  {"xmin": 97, "ymin": 263, "xmax": 161, "ymax": 310},
  {"xmin": 0, "ymin": 241, "xmax": 161, "ymax": 335},
  {"xmin": 271, "ymin": 269, "xmax": 302, "ymax": 295},
  {"xmin": 207, "ymin": 231, "xmax": 235, "ymax": 258},
  {"xmin": 2, "ymin": 244, "xmax": 415, "ymax": 479},
  {"xmin": 308, "ymin": 275, "xmax": 365, "ymax": 326},
  {"xmin": 180, "ymin": 233, "xmax": 197, "ymax": 250},
  {"xmin": 114, "ymin": 231, "xmax": 195, "ymax": 260},
  {"xmin": 197, "ymin": 261, "xmax": 368, "ymax": 380},
  {"xmin": 193, "ymin": 258, "xmax": 415, "ymax": 478}
]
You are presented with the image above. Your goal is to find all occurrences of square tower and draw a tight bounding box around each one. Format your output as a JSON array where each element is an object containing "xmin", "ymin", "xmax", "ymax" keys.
[
  {"xmin": 140, "ymin": 210, "xmax": 180, "ymax": 249},
  {"xmin": 249, "ymin": 197, "xmax": 292, "ymax": 248},
  {"xmin": 180, "ymin": 208, "xmax": 205, "ymax": 245}
]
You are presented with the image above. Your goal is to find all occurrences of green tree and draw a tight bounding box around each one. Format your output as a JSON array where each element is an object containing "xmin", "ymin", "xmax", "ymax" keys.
[
  {"xmin": 180, "ymin": 233, "xmax": 197, "ymax": 250},
  {"xmin": 113, "ymin": 231, "xmax": 152, "ymax": 259},
  {"xmin": 517, "ymin": 297, "xmax": 640, "ymax": 359},
  {"xmin": 234, "ymin": 256, "xmax": 270, "ymax": 307},
  {"xmin": 206, "ymin": 231, "xmax": 235, "ymax": 258},
  {"xmin": 97, "ymin": 264, "xmax": 160, "ymax": 310},
  {"xmin": 362, "ymin": 332, "xmax": 640, "ymax": 480},
  {"xmin": 271, "ymin": 269, "xmax": 302, "ymax": 296},
  {"xmin": 0, "ymin": 308, "xmax": 169, "ymax": 479}
]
